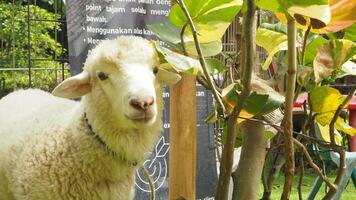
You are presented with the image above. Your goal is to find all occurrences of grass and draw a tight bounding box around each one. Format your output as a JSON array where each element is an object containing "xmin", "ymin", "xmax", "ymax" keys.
[{"xmin": 258, "ymin": 171, "xmax": 356, "ymax": 199}]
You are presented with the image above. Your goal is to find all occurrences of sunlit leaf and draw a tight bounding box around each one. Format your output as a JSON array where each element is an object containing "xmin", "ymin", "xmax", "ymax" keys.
[
  {"xmin": 310, "ymin": 86, "xmax": 346, "ymax": 126},
  {"xmin": 315, "ymin": 122, "xmax": 343, "ymax": 145},
  {"xmin": 169, "ymin": 0, "xmax": 242, "ymax": 43},
  {"xmin": 313, "ymin": 39, "xmax": 356, "ymax": 83},
  {"xmin": 273, "ymin": 0, "xmax": 356, "ymax": 33},
  {"xmin": 335, "ymin": 117, "xmax": 356, "ymax": 136},
  {"xmin": 258, "ymin": 0, "xmax": 330, "ymax": 30},
  {"xmin": 256, "ymin": 27, "xmax": 288, "ymax": 70},
  {"xmin": 184, "ymin": 40, "xmax": 223, "ymax": 57},
  {"xmin": 339, "ymin": 61, "xmax": 356, "ymax": 78},
  {"xmin": 153, "ymin": 42, "xmax": 202, "ymax": 75},
  {"xmin": 319, "ymin": 0, "xmax": 356, "ymax": 33},
  {"xmin": 148, "ymin": 21, "xmax": 223, "ymax": 57}
]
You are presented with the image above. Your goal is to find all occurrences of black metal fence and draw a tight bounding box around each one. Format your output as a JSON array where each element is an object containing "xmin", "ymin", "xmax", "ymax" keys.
[{"xmin": 0, "ymin": 0, "xmax": 69, "ymax": 97}]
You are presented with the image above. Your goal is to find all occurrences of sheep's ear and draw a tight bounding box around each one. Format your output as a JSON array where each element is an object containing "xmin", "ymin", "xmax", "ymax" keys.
[
  {"xmin": 156, "ymin": 68, "xmax": 181, "ymax": 85},
  {"xmin": 52, "ymin": 71, "xmax": 91, "ymax": 99}
]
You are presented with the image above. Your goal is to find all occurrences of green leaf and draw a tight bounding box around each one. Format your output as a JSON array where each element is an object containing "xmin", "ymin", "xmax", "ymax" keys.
[
  {"xmin": 256, "ymin": 0, "xmax": 281, "ymax": 12},
  {"xmin": 169, "ymin": 0, "xmax": 242, "ymax": 43},
  {"xmin": 264, "ymin": 131, "xmax": 276, "ymax": 140},
  {"xmin": 310, "ymin": 86, "xmax": 345, "ymax": 126},
  {"xmin": 148, "ymin": 20, "xmax": 185, "ymax": 46},
  {"xmin": 304, "ymin": 36, "xmax": 329, "ymax": 66},
  {"xmin": 184, "ymin": 40, "xmax": 223, "ymax": 57},
  {"xmin": 153, "ymin": 42, "xmax": 202, "ymax": 75},
  {"xmin": 244, "ymin": 92, "xmax": 269, "ymax": 115},
  {"xmin": 256, "ymin": 27, "xmax": 288, "ymax": 70},
  {"xmin": 206, "ymin": 58, "xmax": 227, "ymax": 74},
  {"xmin": 344, "ymin": 23, "xmax": 356, "ymax": 42},
  {"xmin": 313, "ymin": 39, "xmax": 356, "ymax": 83},
  {"xmin": 205, "ymin": 107, "xmax": 218, "ymax": 124},
  {"xmin": 260, "ymin": 22, "xmax": 288, "ymax": 34},
  {"xmin": 148, "ymin": 21, "xmax": 222, "ymax": 57},
  {"xmin": 222, "ymin": 78, "xmax": 284, "ymax": 122}
]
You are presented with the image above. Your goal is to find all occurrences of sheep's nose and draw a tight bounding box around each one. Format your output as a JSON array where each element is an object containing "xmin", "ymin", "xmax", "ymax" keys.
[{"xmin": 129, "ymin": 97, "xmax": 155, "ymax": 112}]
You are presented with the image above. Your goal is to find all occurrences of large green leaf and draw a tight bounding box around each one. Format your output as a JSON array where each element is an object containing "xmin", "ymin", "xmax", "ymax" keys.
[
  {"xmin": 256, "ymin": 27, "xmax": 288, "ymax": 70},
  {"xmin": 153, "ymin": 42, "xmax": 202, "ymax": 75},
  {"xmin": 184, "ymin": 40, "xmax": 223, "ymax": 57},
  {"xmin": 148, "ymin": 21, "xmax": 223, "ymax": 57},
  {"xmin": 169, "ymin": 0, "xmax": 242, "ymax": 43},
  {"xmin": 344, "ymin": 23, "xmax": 356, "ymax": 42},
  {"xmin": 222, "ymin": 78, "xmax": 284, "ymax": 123},
  {"xmin": 304, "ymin": 36, "xmax": 329, "ymax": 66},
  {"xmin": 148, "ymin": 20, "xmax": 186, "ymax": 46},
  {"xmin": 260, "ymin": 22, "xmax": 287, "ymax": 34},
  {"xmin": 313, "ymin": 39, "xmax": 356, "ymax": 83},
  {"xmin": 310, "ymin": 86, "xmax": 346, "ymax": 126}
]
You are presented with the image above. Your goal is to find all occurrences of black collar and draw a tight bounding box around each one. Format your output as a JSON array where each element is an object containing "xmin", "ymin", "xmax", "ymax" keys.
[{"xmin": 83, "ymin": 112, "xmax": 138, "ymax": 166}]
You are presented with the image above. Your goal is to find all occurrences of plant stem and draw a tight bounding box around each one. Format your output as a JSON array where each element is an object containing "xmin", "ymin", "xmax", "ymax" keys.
[
  {"xmin": 281, "ymin": 17, "xmax": 297, "ymax": 200},
  {"xmin": 293, "ymin": 139, "xmax": 336, "ymax": 190},
  {"xmin": 300, "ymin": 25, "xmax": 311, "ymax": 65},
  {"xmin": 297, "ymin": 154, "xmax": 304, "ymax": 200},
  {"xmin": 176, "ymin": 0, "xmax": 226, "ymax": 114},
  {"xmin": 180, "ymin": 24, "xmax": 188, "ymax": 56},
  {"xmin": 143, "ymin": 166, "xmax": 156, "ymax": 200},
  {"xmin": 216, "ymin": 1, "xmax": 256, "ymax": 199}
]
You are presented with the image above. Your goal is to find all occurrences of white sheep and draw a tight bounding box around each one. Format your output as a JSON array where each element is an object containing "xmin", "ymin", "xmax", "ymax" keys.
[{"xmin": 0, "ymin": 36, "xmax": 181, "ymax": 200}]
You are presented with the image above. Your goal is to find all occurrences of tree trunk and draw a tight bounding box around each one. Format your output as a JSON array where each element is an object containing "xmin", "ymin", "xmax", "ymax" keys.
[{"xmin": 232, "ymin": 120, "xmax": 266, "ymax": 200}]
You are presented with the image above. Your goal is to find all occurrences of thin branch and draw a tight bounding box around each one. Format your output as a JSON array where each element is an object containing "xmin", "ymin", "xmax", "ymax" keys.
[
  {"xmin": 293, "ymin": 139, "xmax": 336, "ymax": 190},
  {"xmin": 180, "ymin": 24, "xmax": 188, "ymax": 56},
  {"xmin": 329, "ymin": 84, "xmax": 356, "ymax": 144},
  {"xmin": 298, "ymin": 154, "xmax": 304, "ymax": 200},
  {"xmin": 176, "ymin": 0, "xmax": 226, "ymax": 114},
  {"xmin": 142, "ymin": 166, "xmax": 156, "ymax": 200},
  {"xmin": 300, "ymin": 25, "xmax": 311, "ymax": 65},
  {"xmin": 281, "ymin": 17, "xmax": 297, "ymax": 200}
]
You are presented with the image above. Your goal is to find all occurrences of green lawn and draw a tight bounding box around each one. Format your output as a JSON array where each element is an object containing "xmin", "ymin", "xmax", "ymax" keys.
[{"xmin": 258, "ymin": 172, "xmax": 356, "ymax": 199}]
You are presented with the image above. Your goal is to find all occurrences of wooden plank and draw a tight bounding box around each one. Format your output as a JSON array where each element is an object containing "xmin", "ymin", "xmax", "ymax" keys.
[{"xmin": 169, "ymin": 74, "xmax": 197, "ymax": 200}]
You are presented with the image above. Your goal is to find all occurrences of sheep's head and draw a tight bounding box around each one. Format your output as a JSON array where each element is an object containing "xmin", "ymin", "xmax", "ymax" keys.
[{"xmin": 52, "ymin": 36, "xmax": 181, "ymax": 126}]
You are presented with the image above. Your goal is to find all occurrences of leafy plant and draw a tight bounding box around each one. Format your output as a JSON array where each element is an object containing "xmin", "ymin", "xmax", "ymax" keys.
[{"xmin": 0, "ymin": 1, "xmax": 67, "ymax": 95}]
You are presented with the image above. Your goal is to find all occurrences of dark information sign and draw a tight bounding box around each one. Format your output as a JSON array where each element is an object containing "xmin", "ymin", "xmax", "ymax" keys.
[{"xmin": 66, "ymin": 1, "xmax": 217, "ymax": 199}]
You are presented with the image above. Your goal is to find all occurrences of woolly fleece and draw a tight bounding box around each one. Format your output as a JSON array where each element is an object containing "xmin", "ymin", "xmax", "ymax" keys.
[{"xmin": 0, "ymin": 36, "xmax": 164, "ymax": 200}]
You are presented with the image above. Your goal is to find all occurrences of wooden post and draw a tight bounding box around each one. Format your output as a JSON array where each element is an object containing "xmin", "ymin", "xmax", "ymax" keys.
[
  {"xmin": 169, "ymin": 73, "xmax": 197, "ymax": 200},
  {"xmin": 169, "ymin": 1, "xmax": 196, "ymax": 199}
]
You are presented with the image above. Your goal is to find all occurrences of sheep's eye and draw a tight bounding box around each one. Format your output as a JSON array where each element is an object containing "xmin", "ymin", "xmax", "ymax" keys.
[
  {"xmin": 153, "ymin": 67, "xmax": 159, "ymax": 75},
  {"xmin": 97, "ymin": 72, "xmax": 109, "ymax": 81}
]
